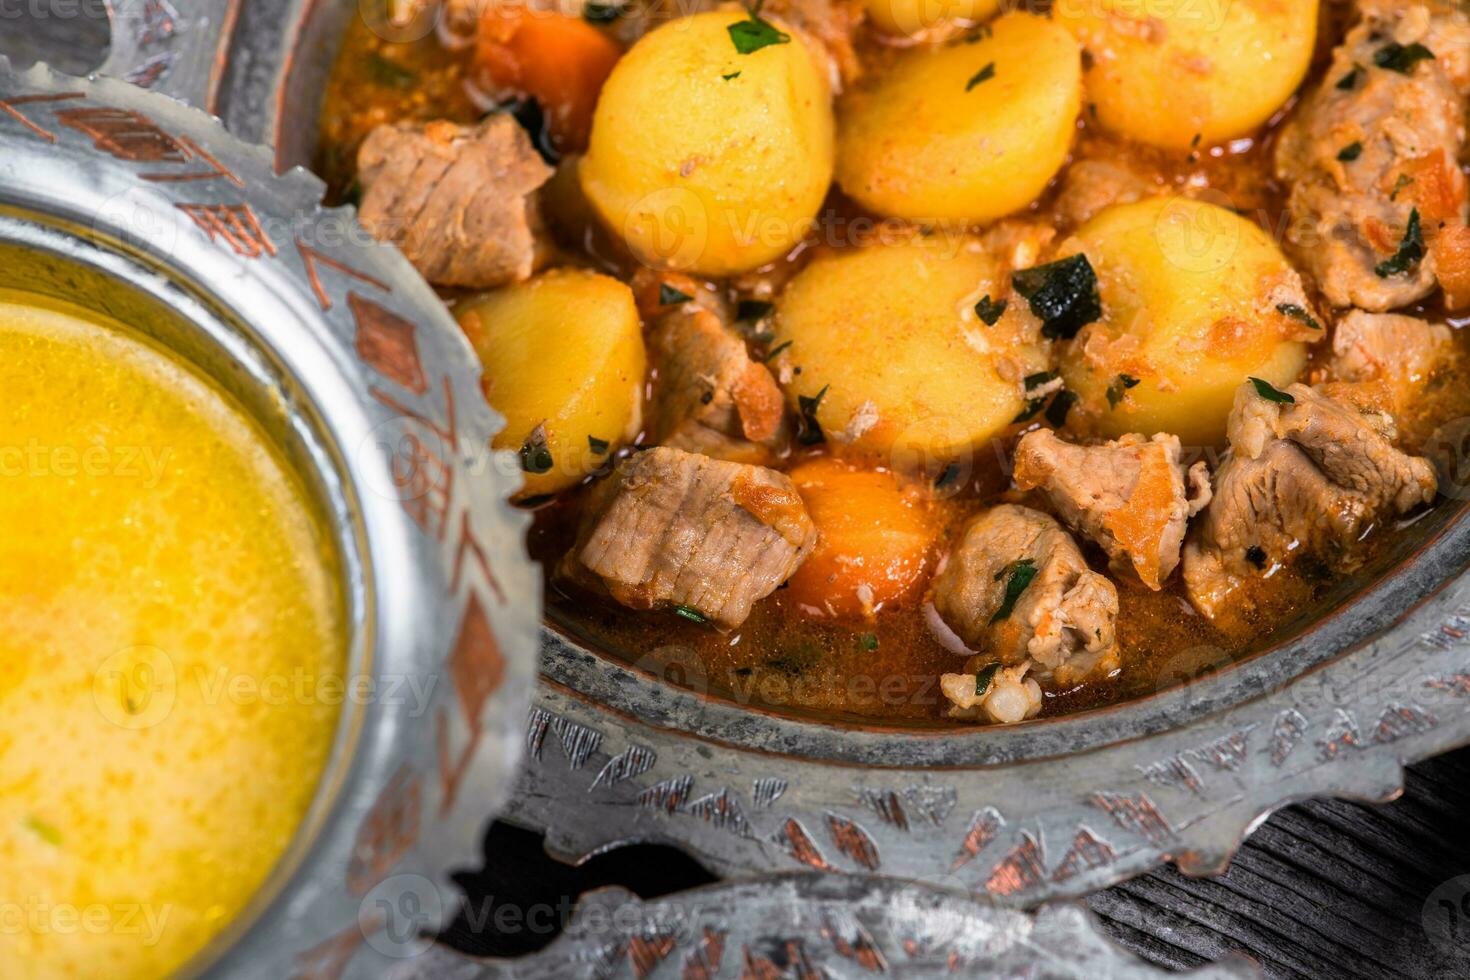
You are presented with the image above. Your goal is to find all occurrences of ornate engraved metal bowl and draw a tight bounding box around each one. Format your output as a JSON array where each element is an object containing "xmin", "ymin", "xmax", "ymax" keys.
[
  {"xmin": 0, "ymin": 62, "xmax": 540, "ymax": 977},
  {"xmin": 97, "ymin": 0, "xmax": 1470, "ymax": 908}
]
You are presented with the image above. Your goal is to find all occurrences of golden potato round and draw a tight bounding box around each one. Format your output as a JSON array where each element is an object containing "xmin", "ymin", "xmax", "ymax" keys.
[
  {"xmin": 456, "ymin": 268, "xmax": 645, "ymax": 498},
  {"xmin": 835, "ymin": 12, "xmax": 1080, "ymax": 224},
  {"xmin": 1055, "ymin": 0, "xmax": 1315, "ymax": 149},
  {"xmin": 579, "ymin": 9, "xmax": 834, "ymax": 277},
  {"xmin": 771, "ymin": 235, "xmax": 1049, "ymax": 464},
  {"xmin": 866, "ymin": 0, "xmax": 1001, "ymax": 40},
  {"xmin": 1059, "ymin": 196, "xmax": 1315, "ymax": 447}
]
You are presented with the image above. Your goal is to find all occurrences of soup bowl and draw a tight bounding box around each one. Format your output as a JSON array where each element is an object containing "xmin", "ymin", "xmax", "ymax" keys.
[
  {"xmin": 0, "ymin": 62, "xmax": 540, "ymax": 977},
  {"xmin": 95, "ymin": 0, "xmax": 1470, "ymax": 906}
]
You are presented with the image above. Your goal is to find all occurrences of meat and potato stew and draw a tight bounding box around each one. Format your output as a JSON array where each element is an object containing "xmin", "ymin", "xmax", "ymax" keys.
[{"xmin": 320, "ymin": 0, "xmax": 1470, "ymax": 725}]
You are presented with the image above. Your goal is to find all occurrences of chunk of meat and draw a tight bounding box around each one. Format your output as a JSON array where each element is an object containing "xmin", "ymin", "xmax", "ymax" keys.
[
  {"xmin": 561, "ymin": 447, "xmax": 816, "ymax": 627},
  {"xmin": 932, "ymin": 504, "xmax": 1119, "ymax": 687},
  {"xmin": 1326, "ymin": 309, "xmax": 1451, "ymax": 416},
  {"xmin": 1183, "ymin": 381, "xmax": 1438, "ymax": 619},
  {"xmin": 1014, "ymin": 430, "xmax": 1212, "ymax": 590},
  {"xmin": 1053, "ymin": 158, "xmax": 1158, "ymax": 228},
  {"xmin": 1274, "ymin": 0, "xmax": 1470, "ymax": 310},
  {"xmin": 940, "ymin": 661, "xmax": 1043, "ymax": 725},
  {"xmin": 647, "ymin": 306, "xmax": 788, "ymax": 465},
  {"xmin": 356, "ymin": 115, "xmax": 553, "ymax": 289}
]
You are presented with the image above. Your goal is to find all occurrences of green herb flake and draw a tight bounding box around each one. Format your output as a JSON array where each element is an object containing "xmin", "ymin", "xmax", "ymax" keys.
[
  {"xmin": 1105, "ymin": 373, "xmax": 1141, "ymax": 409},
  {"xmin": 1390, "ymin": 174, "xmax": 1414, "ymax": 200},
  {"xmin": 1013, "ymin": 398, "xmax": 1046, "ymax": 423},
  {"xmin": 859, "ymin": 633, "xmax": 879, "ymax": 651},
  {"xmin": 990, "ymin": 558, "xmax": 1038, "ymax": 624},
  {"xmin": 763, "ymin": 339, "xmax": 793, "ymax": 362},
  {"xmin": 519, "ymin": 427, "xmax": 554, "ymax": 474},
  {"xmin": 737, "ymin": 299, "xmax": 775, "ymax": 323},
  {"xmin": 1335, "ymin": 64, "xmax": 1362, "ymax": 90},
  {"xmin": 1275, "ymin": 302, "xmax": 1321, "ymax": 331},
  {"xmin": 659, "ymin": 283, "xmax": 693, "ymax": 306},
  {"xmin": 728, "ymin": 4, "xmax": 790, "ymax": 55},
  {"xmin": 673, "ymin": 604, "xmax": 708, "ymax": 624},
  {"xmin": 1337, "ymin": 141, "xmax": 1363, "ymax": 162},
  {"xmin": 588, "ymin": 435, "xmax": 610, "ymax": 454},
  {"xmin": 25, "ymin": 815, "xmax": 61, "ymax": 846},
  {"xmin": 365, "ymin": 52, "xmax": 418, "ymax": 90},
  {"xmin": 1190, "ymin": 132, "xmax": 1202, "ymax": 148},
  {"xmin": 722, "ymin": 71, "xmax": 742, "ymax": 80},
  {"xmin": 934, "ymin": 462, "xmax": 961, "ymax": 489},
  {"xmin": 583, "ymin": 1, "xmax": 623, "ymax": 23},
  {"xmin": 974, "ymin": 662, "xmax": 1002, "ymax": 697},
  {"xmin": 1374, "ymin": 41, "xmax": 1435, "ymax": 74},
  {"xmin": 1024, "ymin": 370, "xmax": 1058, "ymax": 391},
  {"xmin": 965, "ymin": 62, "xmax": 996, "ymax": 91},
  {"xmin": 1374, "ymin": 208, "xmax": 1424, "ymax": 278},
  {"xmin": 1045, "ymin": 389, "xmax": 1078, "ymax": 428},
  {"xmin": 974, "ymin": 294, "xmax": 1007, "ymax": 326},
  {"xmin": 1248, "ymin": 377, "xmax": 1295, "ymax": 404},
  {"xmin": 1245, "ymin": 545, "xmax": 1268, "ymax": 569},
  {"xmin": 796, "ymin": 384, "xmax": 829, "ymax": 446},
  {"xmin": 1012, "ymin": 254, "xmax": 1102, "ymax": 340}
]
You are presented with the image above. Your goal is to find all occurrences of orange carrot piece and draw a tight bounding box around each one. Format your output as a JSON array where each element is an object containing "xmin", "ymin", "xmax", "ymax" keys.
[
  {"xmin": 1438, "ymin": 224, "xmax": 1470, "ymax": 311},
  {"xmin": 475, "ymin": 7, "xmax": 622, "ymax": 153}
]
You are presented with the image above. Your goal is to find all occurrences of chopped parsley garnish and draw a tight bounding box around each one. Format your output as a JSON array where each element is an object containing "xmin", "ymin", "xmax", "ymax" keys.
[
  {"xmin": 859, "ymin": 633, "xmax": 879, "ymax": 651},
  {"xmin": 763, "ymin": 339, "xmax": 793, "ymax": 362},
  {"xmin": 673, "ymin": 605, "xmax": 708, "ymax": 624},
  {"xmin": 990, "ymin": 559, "xmax": 1038, "ymax": 624},
  {"xmin": 965, "ymin": 62, "xmax": 996, "ymax": 91},
  {"xmin": 722, "ymin": 71, "xmax": 742, "ymax": 81},
  {"xmin": 1335, "ymin": 64, "xmax": 1362, "ymax": 90},
  {"xmin": 737, "ymin": 299, "xmax": 774, "ymax": 322},
  {"xmin": 974, "ymin": 662, "xmax": 1001, "ymax": 697},
  {"xmin": 728, "ymin": 2, "xmax": 790, "ymax": 55},
  {"xmin": 1012, "ymin": 254, "xmax": 1102, "ymax": 341},
  {"xmin": 796, "ymin": 384, "xmax": 829, "ymax": 445},
  {"xmin": 1045, "ymin": 389, "xmax": 1078, "ymax": 428},
  {"xmin": 1024, "ymin": 370, "xmax": 1058, "ymax": 391},
  {"xmin": 1390, "ymin": 174, "xmax": 1414, "ymax": 200},
  {"xmin": 588, "ymin": 435, "xmax": 610, "ymax": 454},
  {"xmin": 1248, "ymin": 377, "xmax": 1295, "ymax": 404},
  {"xmin": 1337, "ymin": 141, "xmax": 1363, "ymax": 162},
  {"xmin": 934, "ymin": 462, "xmax": 961, "ymax": 489},
  {"xmin": 583, "ymin": 1, "xmax": 623, "ymax": 23},
  {"xmin": 1374, "ymin": 41, "xmax": 1434, "ymax": 74},
  {"xmin": 1105, "ymin": 373, "xmax": 1141, "ymax": 409},
  {"xmin": 24, "ymin": 815, "xmax": 61, "ymax": 846},
  {"xmin": 659, "ymin": 283, "xmax": 693, "ymax": 306},
  {"xmin": 1245, "ymin": 545, "xmax": 1268, "ymax": 569},
  {"xmin": 366, "ymin": 53, "xmax": 418, "ymax": 90},
  {"xmin": 1013, "ymin": 398, "xmax": 1046, "ymax": 423},
  {"xmin": 1190, "ymin": 132, "xmax": 1202, "ymax": 148},
  {"xmin": 519, "ymin": 427, "xmax": 554, "ymax": 474},
  {"xmin": 1374, "ymin": 208, "xmax": 1424, "ymax": 278},
  {"xmin": 974, "ymin": 294, "xmax": 1007, "ymax": 326},
  {"xmin": 1275, "ymin": 302, "xmax": 1321, "ymax": 331}
]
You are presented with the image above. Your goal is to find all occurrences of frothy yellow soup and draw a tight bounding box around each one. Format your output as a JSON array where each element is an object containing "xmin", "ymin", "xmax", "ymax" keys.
[{"xmin": 0, "ymin": 294, "xmax": 347, "ymax": 978}]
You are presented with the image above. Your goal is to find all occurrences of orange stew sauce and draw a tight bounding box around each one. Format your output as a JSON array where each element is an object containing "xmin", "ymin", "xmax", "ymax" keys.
[{"xmin": 318, "ymin": 6, "xmax": 1470, "ymax": 724}]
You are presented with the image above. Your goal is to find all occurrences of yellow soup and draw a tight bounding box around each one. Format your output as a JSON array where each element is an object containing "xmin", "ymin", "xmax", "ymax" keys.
[{"xmin": 0, "ymin": 294, "xmax": 347, "ymax": 979}]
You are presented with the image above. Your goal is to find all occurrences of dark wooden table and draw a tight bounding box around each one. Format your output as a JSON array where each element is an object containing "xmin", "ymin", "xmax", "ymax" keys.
[
  {"xmin": 444, "ymin": 748, "xmax": 1470, "ymax": 977},
  {"xmin": 8, "ymin": 18, "xmax": 1468, "ymax": 979}
]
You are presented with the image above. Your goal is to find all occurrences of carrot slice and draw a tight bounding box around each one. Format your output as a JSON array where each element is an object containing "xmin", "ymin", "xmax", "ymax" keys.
[
  {"xmin": 475, "ymin": 7, "xmax": 622, "ymax": 153},
  {"xmin": 1438, "ymin": 224, "xmax": 1470, "ymax": 311}
]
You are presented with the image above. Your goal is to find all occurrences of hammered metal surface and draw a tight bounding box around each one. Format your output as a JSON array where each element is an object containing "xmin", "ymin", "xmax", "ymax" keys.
[{"xmin": 0, "ymin": 62, "xmax": 540, "ymax": 978}]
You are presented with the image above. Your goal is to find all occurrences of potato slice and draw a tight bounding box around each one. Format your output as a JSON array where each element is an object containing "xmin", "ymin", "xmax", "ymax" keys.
[
  {"xmin": 456, "ymin": 268, "xmax": 645, "ymax": 498},
  {"xmin": 866, "ymin": 0, "xmax": 1001, "ymax": 40},
  {"xmin": 835, "ymin": 11, "xmax": 1080, "ymax": 224},
  {"xmin": 1055, "ymin": 0, "xmax": 1315, "ymax": 149},
  {"xmin": 1058, "ymin": 197, "xmax": 1317, "ymax": 447},
  {"xmin": 771, "ymin": 234, "xmax": 1048, "ymax": 465},
  {"xmin": 579, "ymin": 9, "xmax": 834, "ymax": 276}
]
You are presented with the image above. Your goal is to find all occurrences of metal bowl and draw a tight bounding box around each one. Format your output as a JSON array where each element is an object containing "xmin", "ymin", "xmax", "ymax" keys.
[
  {"xmin": 98, "ymin": 2, "xmax": 1470, "ymax": 904},
  {"xmin": 0, "ymin": 62, "xmax": 540, "ymax": 977}
]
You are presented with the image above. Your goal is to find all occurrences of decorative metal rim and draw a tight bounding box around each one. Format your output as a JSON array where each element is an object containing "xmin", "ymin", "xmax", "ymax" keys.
[
  {"xmin": 99, "ymin": 0, "xmax": 1470, "ymax": 911},
  {"xmin": 0, "ymin": 63, "xmax": 540, "ymax": 978}
]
